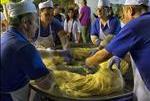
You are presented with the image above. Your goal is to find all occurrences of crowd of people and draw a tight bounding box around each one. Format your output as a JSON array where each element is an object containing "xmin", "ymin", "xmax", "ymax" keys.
[{"xmin": 1, "ymin": 0, "xmax": 150, "ymax": 101}]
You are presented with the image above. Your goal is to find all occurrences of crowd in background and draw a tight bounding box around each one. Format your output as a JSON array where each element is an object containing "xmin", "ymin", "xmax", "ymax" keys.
[{"xmin": 0, "ymin": 0, "xmax": 128, "ymax": 46}]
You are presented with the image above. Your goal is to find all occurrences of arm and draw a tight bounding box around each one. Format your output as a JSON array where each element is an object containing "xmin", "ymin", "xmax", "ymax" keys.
[
  {"xmin": 17, "ymin": 44, "xmax": 49, "ymax": 79},
  {"xmin": 79, "ymin": 8, "xmax": 84, "ymax": 21},
  {"xmin": 35, "ymin": 71, "xmax": 54, "ymax": 90},
  {"xmin": 64, "ymin": 20, "xmax": 68, "ymax": 32},
  {"xmin": 91, "ymin": 35, "xmax": 100, "ymax": 46},
  {"xmin": 86, "ymin": 49, "xmax": 112, "ymax": 67},
  {"xmin": 58, "ymin": 30, "xmax": 70, "ymax": 50},
  {"xmin": 99, "ymin": 34, "xmax": 114, "ymax": 48}
]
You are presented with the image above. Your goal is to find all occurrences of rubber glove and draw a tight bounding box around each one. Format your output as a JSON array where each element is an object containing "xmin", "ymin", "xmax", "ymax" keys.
[
  {"xmin": 83, "ymin": 65, "xmax": 99, "ymax": 74},
  {"xmin": 108, "ymin": 56, "xmax": 121, "ymax": 70},
  {"xmin": 89, "ymin": 48, "xmax": 99, "ymax": 56}
]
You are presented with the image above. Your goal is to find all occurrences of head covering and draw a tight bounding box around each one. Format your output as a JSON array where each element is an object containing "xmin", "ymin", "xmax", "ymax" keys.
[
  {"xmin": 124, "ymin": 0, "xmax": 148, "ymax": 5},
  {"xmin": 7, "ymin": 0, "xmax": 37, "ymax": 17},
  {"xmin": 38, "ymin": 0, "xmax": 53, "ymax": 10},
  {"xmin": 0, "ymin": 12, "xmax": 6, "ymax": 21},
  {"xmin": 97, "ymin": 0, "xmax": 110, "ymax": 8}
]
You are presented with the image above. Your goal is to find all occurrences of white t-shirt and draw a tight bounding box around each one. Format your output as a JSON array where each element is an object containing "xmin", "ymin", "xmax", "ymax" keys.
[{"xmin": 64, "ymin": 19, "xmax": 80, "ymax": 42}]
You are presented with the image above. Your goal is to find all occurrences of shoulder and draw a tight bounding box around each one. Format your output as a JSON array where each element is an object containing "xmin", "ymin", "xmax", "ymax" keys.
[
  {"xmin": 109, "ymin": 16, "xmax": 120, "ymax": 24},
  {"xmin": 52, "ymin": 18, "xmax": 63, "ymax": 27},
  {"xmin": 52, "ymin": 18, "xmax": 61, "ymax": 24},
  {"xmin": 92, "ymin": 18, "xmax": 99, "ymax": 25},
  {"xmin": 51, "ymin": 18, "xmax": 63, "ymax": 30}
]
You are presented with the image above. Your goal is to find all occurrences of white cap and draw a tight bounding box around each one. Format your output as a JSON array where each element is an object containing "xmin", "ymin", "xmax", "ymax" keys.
[
  {"xmin": 0, "ymin": 12, "xmax": 6, "ymax": 21},
  {"xmin": 124, "ymin": 0, "xmax": 148, "ymax": 5},
  {"xmin": 97, "ymin": 0, "xmax": 110, "ymax": 8},
  {"xmin": 39, "ymin": 0, "xmax": 53, "ymax": 10},
  {"xmin": 7, "ymin": 0, "xmax": 37, "ymax": 17}
]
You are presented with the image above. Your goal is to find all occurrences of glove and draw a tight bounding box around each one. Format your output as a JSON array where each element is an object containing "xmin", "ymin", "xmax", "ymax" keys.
[
  {"xmin": 89, "ymin": 48, "xmax": 99, "ymax": 56},
  {"xmin": 95, "ymin": 39, "xmax": 101, "ymax": 47},
  {"xmin": 83, "ymin": 65, "xmax": 99, "ymax": 74},
  {"xmin": 108, "ymin": 56, "xmax": 121, "ymax": 70}
]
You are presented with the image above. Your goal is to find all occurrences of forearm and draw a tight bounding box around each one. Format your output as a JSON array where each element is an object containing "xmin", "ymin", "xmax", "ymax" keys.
[
  {"xmin": 94, "ymin": 49, "xmax": 112, "ymax": 64},
  {"xmin": 35, "ymin": 72, "xmax": 53, "ymax": 90},
  {"xmin": 86, "ymin": 49, "xmax": 112, "ymax": 67},
  {"xmin": 100, "ymin": 35, "xmax": 114, "ymax": 47},
  {"xmin": 58, "ymin": 30, "xmax": 70, "ymax": 50}
]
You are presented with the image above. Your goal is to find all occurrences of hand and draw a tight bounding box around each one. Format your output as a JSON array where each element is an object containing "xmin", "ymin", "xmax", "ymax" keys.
[
  {"xmin": 108, "ymin": 56, "xmax": 121, "ymax": 70},
  {"xmin": 35, "ymin": 72, "xmax": 54, "ymax": 90},
  {"xmin": 83, "ymin": 65, "xmax": 99, "ymax": 74}
]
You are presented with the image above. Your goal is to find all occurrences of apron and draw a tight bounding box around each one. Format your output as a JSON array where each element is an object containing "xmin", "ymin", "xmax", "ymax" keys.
[
  {"xmin": 35, "ymin": 24, "xmax": 55, "ymax": 49},
  {"xmin": 10, "ymin": 84, "xmax": 29, "ymax": 101},
  {"xmin": 130, "ymin": 56, "xmax": 150, "ymax": 101},
  {"xmin": 99, "ymin": 20, "xmax": 110, "ymax": 40},
  {"xmin": 1, "ymin": 84, "xmax": 29, "ymax": 101}
]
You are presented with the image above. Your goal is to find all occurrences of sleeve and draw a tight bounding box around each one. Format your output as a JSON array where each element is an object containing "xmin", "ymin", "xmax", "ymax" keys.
[
  {"xmin": 73, "ymin": 21, "xmax": 80, "ymax": 33},
  {"xmin": 105, "ymin": 27, "xmax": 141, "ymax": 58},
  {"xmin": 16, "ymin": 44, "xmax": 49, "ymax": 80},
  {"xmin": 107, "ymin": 17, "xmax": 121, "ymax": 35},
  {"xmin": 90, "ymin": 19, "xmax": 99, "ymax": 37},
  {"xmin": 54, "ymin": 19, "xmax": 64, "ymax": 33},
  {"xmin": 64, "ymin": 20, "xmax": 68, "ymax": 32},
  {"xmin": 80, "ymin": 7, "xmax": 84, "ymax": 14}
]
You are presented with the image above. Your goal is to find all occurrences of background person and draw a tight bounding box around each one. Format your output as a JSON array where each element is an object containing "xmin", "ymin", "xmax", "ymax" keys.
[
  {"xmin": 79, "ymin": 0, "xmax": 91, "ymax": 43},
  {"xmin": 64, "ymin": 7, "xmax": 81, "ymax": 43},
  {"xmin": 34, "ymin": 0, "xmax": 69, "ymax": 50}
]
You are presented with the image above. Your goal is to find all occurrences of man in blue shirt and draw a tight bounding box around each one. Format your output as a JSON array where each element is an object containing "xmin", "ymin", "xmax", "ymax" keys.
[
  {"xmin": 34, "ymin": 0, "xmax": 69, "ymax": 50},
  {"xmin": 86, "ymin": 0, "xmax": 150, "ymax": 100},
  {"xmin": 0, "ymin": 1, "xmax": 52, "ymax": 101},
  {"xmin": 90, "ymin": 0, "xmax": 121, "ymax": 48}
]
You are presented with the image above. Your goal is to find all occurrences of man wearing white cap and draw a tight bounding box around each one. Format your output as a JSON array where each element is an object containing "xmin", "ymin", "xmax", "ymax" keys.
[
  {"xmin": 90, "ymin": 0, "xmax": 121, "ymax": 48},
  {"xmin": 86, "ymin": 0, "xmax": 150, "ymax": 100},
  {"xmin": 0, "ymin": 0, "xmax": 53, "ymax": 101},
  {"xmin": 90, "ymin": 0, "xmax": 121, "ymax": 68},
  {"xmin": 34, "ymin": 0, "xmax": 69, "ymax": 50}
]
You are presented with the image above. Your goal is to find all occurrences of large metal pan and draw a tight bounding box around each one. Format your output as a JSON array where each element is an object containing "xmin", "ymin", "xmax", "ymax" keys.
[{"xmin": 30, "ymin": 82, "xmax": 133, "ymax": 101}]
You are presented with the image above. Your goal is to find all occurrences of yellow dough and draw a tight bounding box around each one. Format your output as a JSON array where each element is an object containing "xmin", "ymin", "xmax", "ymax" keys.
[{"xmin": 51, "ymin": 60, "xmax": 127, "ymax": 97}]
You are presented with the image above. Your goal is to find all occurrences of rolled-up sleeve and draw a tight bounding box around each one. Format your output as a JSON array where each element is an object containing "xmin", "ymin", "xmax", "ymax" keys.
[{"xmin": 105, "ymin": 27, "xmax": 141, "ymax": 58}]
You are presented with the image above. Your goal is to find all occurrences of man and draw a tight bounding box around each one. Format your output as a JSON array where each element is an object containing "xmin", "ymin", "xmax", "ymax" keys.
[
  {"xmin": 79, "ymin": 0, "xmax": 91, "ymax": 43},
  {"xmin": 85, "ymin": 0, "xmax": 150, "ymax": 100},
  {"xmin": 0, "ymin": 0, "xmax": 53, "ymax": 101},
  {"xmin": 90, "ymin": 0, "xmax": 121, "ymax": 48},
  {"xmin": 34, "ymin": 0, "xmax": 69, "ymax": 50}
]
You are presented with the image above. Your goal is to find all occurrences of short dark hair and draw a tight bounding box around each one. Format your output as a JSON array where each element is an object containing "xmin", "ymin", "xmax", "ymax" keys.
[{"xmin": 9, "ymin": 13, "xmax": 34, "ymax": 27}]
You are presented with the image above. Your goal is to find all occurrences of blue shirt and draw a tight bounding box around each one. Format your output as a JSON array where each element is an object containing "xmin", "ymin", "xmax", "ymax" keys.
[
  {"xmin": 106, "ymin": 12, "xmax": 150, "ymax": 90},
  {"xmin": 34, "ymin": 18, "xmax": 63, "ymax": 47},
  {"xmin": 0, "ymin": 27, "xmax": 49, "ymax": 92},
  {"xmin": 90, "ymin": 16, "xmax": 121, "ymax": 37}
]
